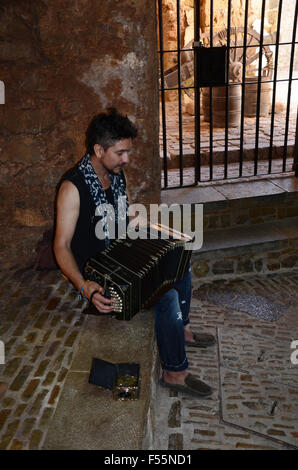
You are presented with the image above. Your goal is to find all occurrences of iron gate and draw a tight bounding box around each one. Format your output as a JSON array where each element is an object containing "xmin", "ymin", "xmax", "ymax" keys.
[{"xmin": 157, "ymin": 0, "xmax": 298, "ymax": 189}]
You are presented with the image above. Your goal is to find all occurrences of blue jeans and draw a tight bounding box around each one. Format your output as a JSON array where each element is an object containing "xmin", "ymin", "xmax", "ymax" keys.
[{"xmin": 154, "ymin": 265, "xmax": 192, "ymax": 372}]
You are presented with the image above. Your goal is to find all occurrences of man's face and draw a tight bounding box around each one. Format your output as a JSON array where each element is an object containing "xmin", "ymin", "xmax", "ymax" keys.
[{"xmin": 99, "ymin": 138, "xmax": 133, "ymax": 174}]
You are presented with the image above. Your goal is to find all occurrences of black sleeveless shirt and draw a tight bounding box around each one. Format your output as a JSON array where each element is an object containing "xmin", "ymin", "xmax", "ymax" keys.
[{"xmin": 64, "ymin": 167, "xmax": 126, "ymax": 274}]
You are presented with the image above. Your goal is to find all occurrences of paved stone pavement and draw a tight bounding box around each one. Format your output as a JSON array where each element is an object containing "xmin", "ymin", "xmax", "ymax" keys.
[
  {"xmin": 152, "ymin": 270, "xmax": 298, "ymax": 450},
  {"xmin": 0, "ymin": 268, "xmax": 87, "ymax": 450},
  {"xmin": 1, "ymin": 267, "xmax": 298, "ymax": 450}
]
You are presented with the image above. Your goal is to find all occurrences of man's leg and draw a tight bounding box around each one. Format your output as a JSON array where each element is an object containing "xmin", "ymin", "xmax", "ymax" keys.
[
  {"xmin": 154, "ymin": 288, "xmax": 188, "ymax": 385},
  {"xmin": 154, "ymin": 286, "xmax": 213, "ymax": 396},
  {"xmin": 172, "ymin": 264, "xmax": 215, "ymax": 347},
  {"xmin": 171, "ymin": 264, "xmax": 193, "ymax": 343}
]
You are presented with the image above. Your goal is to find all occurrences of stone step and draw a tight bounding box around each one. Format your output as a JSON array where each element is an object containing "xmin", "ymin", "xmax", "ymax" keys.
[
  {"xmin": 162, "ymin": 175, "xmax": 298, "ymax": 231},
  {"xmin": 161, "ymin": 176, "xmax": 298, "ymax": 281},
  {"xmin": 200, "ymin": 217, "xmax": 298, "ymax": 254},
  {"xmin": 191, "ymin": 217, "xmax": 298, "ymax": 282},
  {"xmin": 162, "ymin": 160, "xmax": 295, "ymax": 188},
  {"xmin": 161, "ymin": 144, "xmax": 295, "ymax": 170}
]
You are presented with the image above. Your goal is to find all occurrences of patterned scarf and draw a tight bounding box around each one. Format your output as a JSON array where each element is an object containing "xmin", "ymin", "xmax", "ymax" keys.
[{"xmin": 78, "ymin": 153, "xmax": 129, "ymax": 247}]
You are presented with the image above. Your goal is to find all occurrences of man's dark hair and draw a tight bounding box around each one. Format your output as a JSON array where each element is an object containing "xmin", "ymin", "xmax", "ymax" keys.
[{"xmin": 86, "ymin": 108, "xmax": 138, "ymax": 154}]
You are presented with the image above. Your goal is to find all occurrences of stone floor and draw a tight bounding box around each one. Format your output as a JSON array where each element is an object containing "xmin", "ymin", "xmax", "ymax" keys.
[
  {"xmin": 0, "ymin": 267, "xmax": 155, "ymax": 451},
  {"xmin": 0, "ymin": 269, "xmax": 86, "ymax": 450},
  {"xmin": 1, "ymin": 266, "xmax": 298, "ymax": 450},
  {"xmin": 152, "ymin": 270, "xmax": 298, "ymax": 450},
  {"xmin": 160, "ymin": 101, "xmax": 297, "ymax": 188}
]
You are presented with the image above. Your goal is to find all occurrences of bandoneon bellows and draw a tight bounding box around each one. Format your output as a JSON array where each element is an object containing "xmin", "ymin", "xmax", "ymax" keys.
[{"xmin": 84, "ymin": 224, "xmax": 193, "ymax": 320}]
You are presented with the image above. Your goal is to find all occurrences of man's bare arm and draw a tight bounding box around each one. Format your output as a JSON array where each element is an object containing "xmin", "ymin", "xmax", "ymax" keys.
[{"xmin": 54, "ymin": 180, "xmax": 114, "ymax": 313}]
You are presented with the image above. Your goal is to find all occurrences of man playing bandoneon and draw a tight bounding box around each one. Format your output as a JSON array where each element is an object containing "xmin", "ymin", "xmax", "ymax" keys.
[{"xmin": 54, "ymin": 108, "xmax": 215, "ymax": 397}]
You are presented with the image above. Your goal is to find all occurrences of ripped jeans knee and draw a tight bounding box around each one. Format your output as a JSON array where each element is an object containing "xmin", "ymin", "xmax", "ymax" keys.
[{"xmin": 154, "ymin": 287, "xmax": 189, "ymax": 372}]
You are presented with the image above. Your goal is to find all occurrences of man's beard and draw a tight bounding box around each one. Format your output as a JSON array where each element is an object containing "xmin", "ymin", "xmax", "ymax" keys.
[{"xmin": 103, "ymin": 161, "xmax": 125, "ymax": 175}]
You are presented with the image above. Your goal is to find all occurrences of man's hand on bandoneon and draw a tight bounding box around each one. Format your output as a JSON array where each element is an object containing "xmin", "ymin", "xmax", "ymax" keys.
[{"xmin": 84, "ymin": 281, "xmax": 115, "ymax": 313}]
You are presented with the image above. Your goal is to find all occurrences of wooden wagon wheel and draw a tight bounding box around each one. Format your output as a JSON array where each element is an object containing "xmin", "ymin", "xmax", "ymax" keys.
[
  {"xmin": 163, "ymin": 27, "xmax": 274, "ymax": 101},
  {"xmin": 212, "ymin": 26, "xmax": 274, "ymax": 80}
]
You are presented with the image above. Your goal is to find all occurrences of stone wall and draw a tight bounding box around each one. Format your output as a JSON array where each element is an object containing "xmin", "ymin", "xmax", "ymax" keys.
[
  {"xmin": 0, "ymin": 0, "xmax": 160, "ymax": 269},
  {"xmin": 160, "ymin": 0, "xmax": 279, "ymax": 50},
  {"xmin": 192, "ymin": 238, "xmax": 298, "ymax": 281},
  {"xmin": 278, "ymin": 0, "xmax": 298, "ymax": 70},
  {"xmin": 158, "ymin": 0, "xmax": 191, "ymax": 101},
  {"xmin": 199, "ymin": 0, "xmax": 277, "ymax": 34},
  {"xmin": 192, "ymin": 191, "xmax": 298, "ymax": 281},
  {"xmin": 160, "ymin": 0, "xmax": 280, "ymax": 106}
]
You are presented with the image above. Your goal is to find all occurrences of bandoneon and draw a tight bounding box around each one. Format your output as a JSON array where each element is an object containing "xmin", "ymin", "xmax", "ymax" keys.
[{"xmin": 84, "ymin": 224, "xmax": 193, "ymax": 320}]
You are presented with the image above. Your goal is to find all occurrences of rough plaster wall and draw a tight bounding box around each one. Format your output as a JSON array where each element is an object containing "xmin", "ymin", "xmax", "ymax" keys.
[
  {"xmin": 199, "ymin": 0, "xmax": 277, "ymax": 33},
  {"xmin": 279, "ymin": 0, "xmax": 298, "ymax": 69},
  {"xmin": 0, "ymin": 0, "xmax": 160, "ymax": 269}
]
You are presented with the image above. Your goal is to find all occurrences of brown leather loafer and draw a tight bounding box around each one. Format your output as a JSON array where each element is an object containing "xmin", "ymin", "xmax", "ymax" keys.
[
  {"xmin": 160, "ymin": 373, "xmax": 213, "ymax": 397},
  {"xmin": 185, "ymin": 332, "xmax": 216, "ymax": 348}
]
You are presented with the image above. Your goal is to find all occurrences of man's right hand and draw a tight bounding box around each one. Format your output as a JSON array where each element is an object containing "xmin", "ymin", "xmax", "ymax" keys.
[{"xmin": 83, "ymin": 281, "xmax": 115, "ymax": 314}]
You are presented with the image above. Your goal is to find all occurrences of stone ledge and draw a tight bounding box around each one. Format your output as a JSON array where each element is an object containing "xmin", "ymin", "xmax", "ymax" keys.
[
  {"xmin": 200, "ymin": 217, "xmax": 298, "ymax": 253},
  {"xmin": 161, "ymin": 175, "xmax": 298, "ymax": 233},
  {"xmin": 161, "ymin": 175, "xmax": 298, "ymax": 206},
  {"xmin": 42, "ymin": 310, "xmax": 156, "ymax": 450},
  {"xmin": 169, "ymin": 178, "xmax": 298, "ymax": 282}
]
